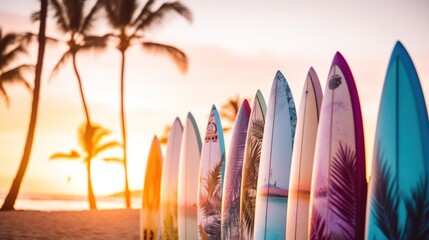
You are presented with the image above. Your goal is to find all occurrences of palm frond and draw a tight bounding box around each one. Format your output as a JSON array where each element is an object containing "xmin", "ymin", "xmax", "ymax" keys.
[
  {"xmin": 91, "ymin": 125, "xmax": 112, "ymax": 147},
  {"xmin": 0, "ymin": 44, "xmax": 27, "ymax": 70},
  {"xmin": 136, "ymin": 1, "xmax": 192, "ymax": 32},
  {"xmin": 102, "ymin": 0, "xmax": 137, "ymax": 28},
  {"xmin": 199, "ymin": 160, "xmax": 223, "ymax": 240},
  {"xmin": 50, "ymin": 150, "xmax": 81, "ymax": 160},
  {"xmin": 50, "ymin": 0, "xmax": 70, "ymax": 33},
  {"xmin": 199, "ymin": 224, "xmax": 208, "ymax": 240},
  {"xmin": 329, "ymin": 141, "xmax": 357, "ymax": 238},
  {"xmin": 142, "ymin": 42, "xmax": 188, "ymax": 73},
  {"xmin": 102, "ymin": 157, "xmax": 123, "ymax": 164},
  {"xmin": 0, "ymin": 64, "xmax": 34, "ymax": 91},
  {"xmin": 80, "ymin": 34, "xmax": 110, "ymax": 53},
  {"xmin": 93, "ymin": 141, "xmax": 121, "ymax": 157},
  {"xmin": 0, "ymin": 84, "xmax": 9, "ymax": 107},
  {"xmin": 132, "ymin": 0, "xmax": 155, "ymax": 26},
  {"xmin": 371, "ymin": 150, "xmax": 401, "ymax": 239},
  {"xmin": 240, "ymin": 118, "xmax": 264, "ymax": 237},
  {"xmin": 79, "ymin": 0, "xmax": 103, "ymax": 35},
  {"xmin": 309, "ymin": 207, "xmax": 327, "ymax": 240},
  {"xmin": 49, "ymin": 51, "xmax": 72, "ymax": 81},
  {"xmin": 403, "ymin": 176, "xmax": 429, "ymax": 239},
  {"xmin": 202, "ymin": 217, "xmax": 221, "ymax": 240},
  {"xmin": 0, "ymin": 31, "xmax": 20, "ymax": 54},
  {"xmin": 31, "ymin": 10, "xmax": 40, "ymax": 22}
]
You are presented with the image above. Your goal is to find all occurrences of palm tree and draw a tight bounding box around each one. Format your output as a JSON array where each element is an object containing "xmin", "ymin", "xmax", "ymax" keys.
[
  {"xmin": 102, "ymin": 0, "xmax": 192, "ymax": 208},
  {"xmin": 48, "ymin": 0, "xmax": 108, "ymax": 128},
  {"xmin": 1, "ymin": 0, "xmax": 48, "ymax": 211},
  {"xmin": 0, "ymin": 29, "xmax": 33, "ymax": 107},
  {"xmin": 50, "ymin": 122, "xmax": 121, "ymax": 210},
  {"xmin": 159, "ymin": 124, "xmax": 171, "ymax": 145}
]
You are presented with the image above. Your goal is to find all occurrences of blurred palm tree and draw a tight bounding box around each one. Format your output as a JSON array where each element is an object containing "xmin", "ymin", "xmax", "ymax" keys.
[
  {"xmin": 0, "ymin": 29, "xmax": 33, "ymax": 107},
  {"xmin": 220, "ymin": 95, "xmax": 248, "ymax": 132},
  {"xmin": 159, "ymin": 124, "xmax": 172, "ymax": 145},
  {"xmin": 50, "ymin": 123, "xmax": 121, "ymax": 210},
  {"xmin": 48, "ymin": 0, "xmax": 108, "ymax": 127},
  {"xmin": 1, "ymin": 0, "xmax": 48, "ymax": 211},
  {"xmin": 101, "ymin": 0, "xmax": 192, "ymax": 208}
]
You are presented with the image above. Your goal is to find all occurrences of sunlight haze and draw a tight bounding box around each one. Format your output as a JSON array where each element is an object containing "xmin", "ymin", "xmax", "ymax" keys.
[{"xmin": 0, "ymin": 0, "xmax": 428, "ymax": 201}]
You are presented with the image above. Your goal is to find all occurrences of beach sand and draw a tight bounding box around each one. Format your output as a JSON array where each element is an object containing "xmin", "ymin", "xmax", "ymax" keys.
[{"xmin": 0, "ymin": 209, "xmax": 140, "ymax": 240}]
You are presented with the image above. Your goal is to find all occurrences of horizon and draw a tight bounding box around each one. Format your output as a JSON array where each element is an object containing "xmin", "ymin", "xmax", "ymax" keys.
[{"xmin": 1, "ymin": 0, "xmax": 429, "ymax": 202}]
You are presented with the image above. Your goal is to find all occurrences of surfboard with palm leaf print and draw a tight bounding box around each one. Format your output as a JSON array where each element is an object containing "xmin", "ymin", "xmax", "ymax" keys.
[
  {"xmin": 254, "ymin": 71, "xmax": 297, "ymax": 239},
  {"xmin": 366, "ymin": 42, "xmax": 429, "ymax": 239},
  {"xmin": 221, "ymin": 100, "xmax": 251, "ymax": 239},
  {"xmin": 286, "ymin": 67, "xmax": 323, "ymax": 240},
  {"xmin": 308, "ymin": 52, "xmax": 366, "ymax": 239},
  {"xmin": 239, "ymin": 90, "xmax": 267, "ymax": 240},
  {"xmin": 141, "ymin": 136, "xmax": 163, "ymax": 240},
  {"xmin": 197, "ymin": 105, "xmax": 226, "ymax": 240}
]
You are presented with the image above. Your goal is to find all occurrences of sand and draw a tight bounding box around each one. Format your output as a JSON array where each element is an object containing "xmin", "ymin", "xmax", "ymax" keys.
[{"xmin": 0, "ymin": 209, "xmax": 140, "ymax": 240}]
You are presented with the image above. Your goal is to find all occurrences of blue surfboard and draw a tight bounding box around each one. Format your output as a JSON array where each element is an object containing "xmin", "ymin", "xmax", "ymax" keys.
[{"xmin": 366, "ymin": 41, "xmax": 429, "ymax": 239}]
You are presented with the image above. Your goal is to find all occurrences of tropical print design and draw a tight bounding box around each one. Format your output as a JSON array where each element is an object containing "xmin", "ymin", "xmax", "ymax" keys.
[
  {"xmin": 366, "ymin": 42, "xmax": 429, "ymax": 239},
  {"xmin": 239, "ymin": 91, "xmax": 266, "ymax": 240},
  {"xmin": 142, "ymin": 137, "xmax": 163, "ymax": 240},
  {"xmin": 254, "ymin": 71, "xmax": 296, "ymax": 239},
  {"xmin": 221, "ymin": 101, "xmax": 250, "ymax": 239},
  {"xmin": 198, "ymin": 106, "xmax": 225, "ymax": 240},
  {"xmin": 309, "ymin": 142, "xmax": 358, "ymax": 239},
  {"xmin": 308, "ymin": 56, "xmax": 366, "ymax": 240}
]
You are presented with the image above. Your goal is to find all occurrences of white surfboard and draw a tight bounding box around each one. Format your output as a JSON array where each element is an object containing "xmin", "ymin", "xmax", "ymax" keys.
[
  {"xmin": 177, "ymin": 113, "xmax": 202, "ymax": 240},
  {"xmin": 254, "ymin": 71, "xmax": 297, "ymax": 239},
  {"xmin": 160, "ymin": 118, "xmax": 183, "ymax": 239}
]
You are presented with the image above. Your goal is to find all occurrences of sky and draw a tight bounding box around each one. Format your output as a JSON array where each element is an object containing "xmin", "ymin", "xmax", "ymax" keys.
[{"xmin": 0, "ymin": 0, "xmax": 428, "ymax": 199}]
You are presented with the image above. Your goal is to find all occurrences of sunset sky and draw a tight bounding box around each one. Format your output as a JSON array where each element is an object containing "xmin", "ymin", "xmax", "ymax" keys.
[{"xmin": 1, "ymin": 0, "xmax": 428, "ymax": 198}]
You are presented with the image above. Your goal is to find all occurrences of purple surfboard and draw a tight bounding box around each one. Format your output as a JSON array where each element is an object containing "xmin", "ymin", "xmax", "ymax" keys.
[
  {"xmin": 308, "ymin": 52, "xmax": 367, "ymax": 239},
  {"xmin": 221, "ymin": 100, "xmax": 251, "ymax": 239}
]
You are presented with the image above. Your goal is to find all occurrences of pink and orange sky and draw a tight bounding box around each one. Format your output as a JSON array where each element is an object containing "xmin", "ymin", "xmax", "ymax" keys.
[{"xmin": 1, "ymin": 0, "xmax": 428, "ymax": 197}]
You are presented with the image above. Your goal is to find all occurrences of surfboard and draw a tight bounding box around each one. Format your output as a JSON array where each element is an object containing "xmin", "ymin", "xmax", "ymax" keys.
[
  {"xmin": 254, "ymin": 71, "xmax": 297, "ymax": 239},
  {"xmin": 366, "ymin": 42, "xmax": 429, "ymax": 239},
  {"xmin": 177, "ymin": 113, "xmax": 202, "ymax": 240},
  {"xmin": 197, "ymin": 105, "xmax": 226, "ymax": 239},
  {"xmin": 141, "ymin": 136, "xmax": 163, "ymax": 240},
  {"xmin": 221, "ymin": 100, "xmax": 251, "ymax": 239},
  {"xmin": 286, "ymin": 67, "xmax": 323, "ymax": 240},
  {"xmin": 308, "ymin": 52, "xmax": 366, "ymax": 239},
  {"xmin": 160, "ymin": 118, "xmax": 183, "ymax": 239},
  {"xmin": 239, "ymin": 90, "xmax": 267, "ymax": 240}
]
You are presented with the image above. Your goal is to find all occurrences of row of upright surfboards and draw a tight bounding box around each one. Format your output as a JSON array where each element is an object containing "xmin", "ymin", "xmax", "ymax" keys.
[{"xmin": 141, "ymin": 41, "xmax": 429, "ymax": 240}]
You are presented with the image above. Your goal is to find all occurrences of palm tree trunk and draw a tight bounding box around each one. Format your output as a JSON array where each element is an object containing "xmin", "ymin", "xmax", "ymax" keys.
[
  {"xmin": 120, "ymin": 50, "xmax": 131, "ymax": 209},
  {"xmin": 1, "ymin": 0, "xmax": 48, "ymax": 211},
  {"xmin": 72, "ymin": 53, "xmax": 92, "ymax": 127},
  {"xmin": 87, "ymin": 158, "xmax": 97, "ymax": 210}
]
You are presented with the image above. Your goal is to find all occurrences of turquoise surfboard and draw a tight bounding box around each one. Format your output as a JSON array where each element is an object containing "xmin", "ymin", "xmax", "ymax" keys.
[{"xmin": 366, "ymin": 42, "xmax": 429, "ymax": 239}]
